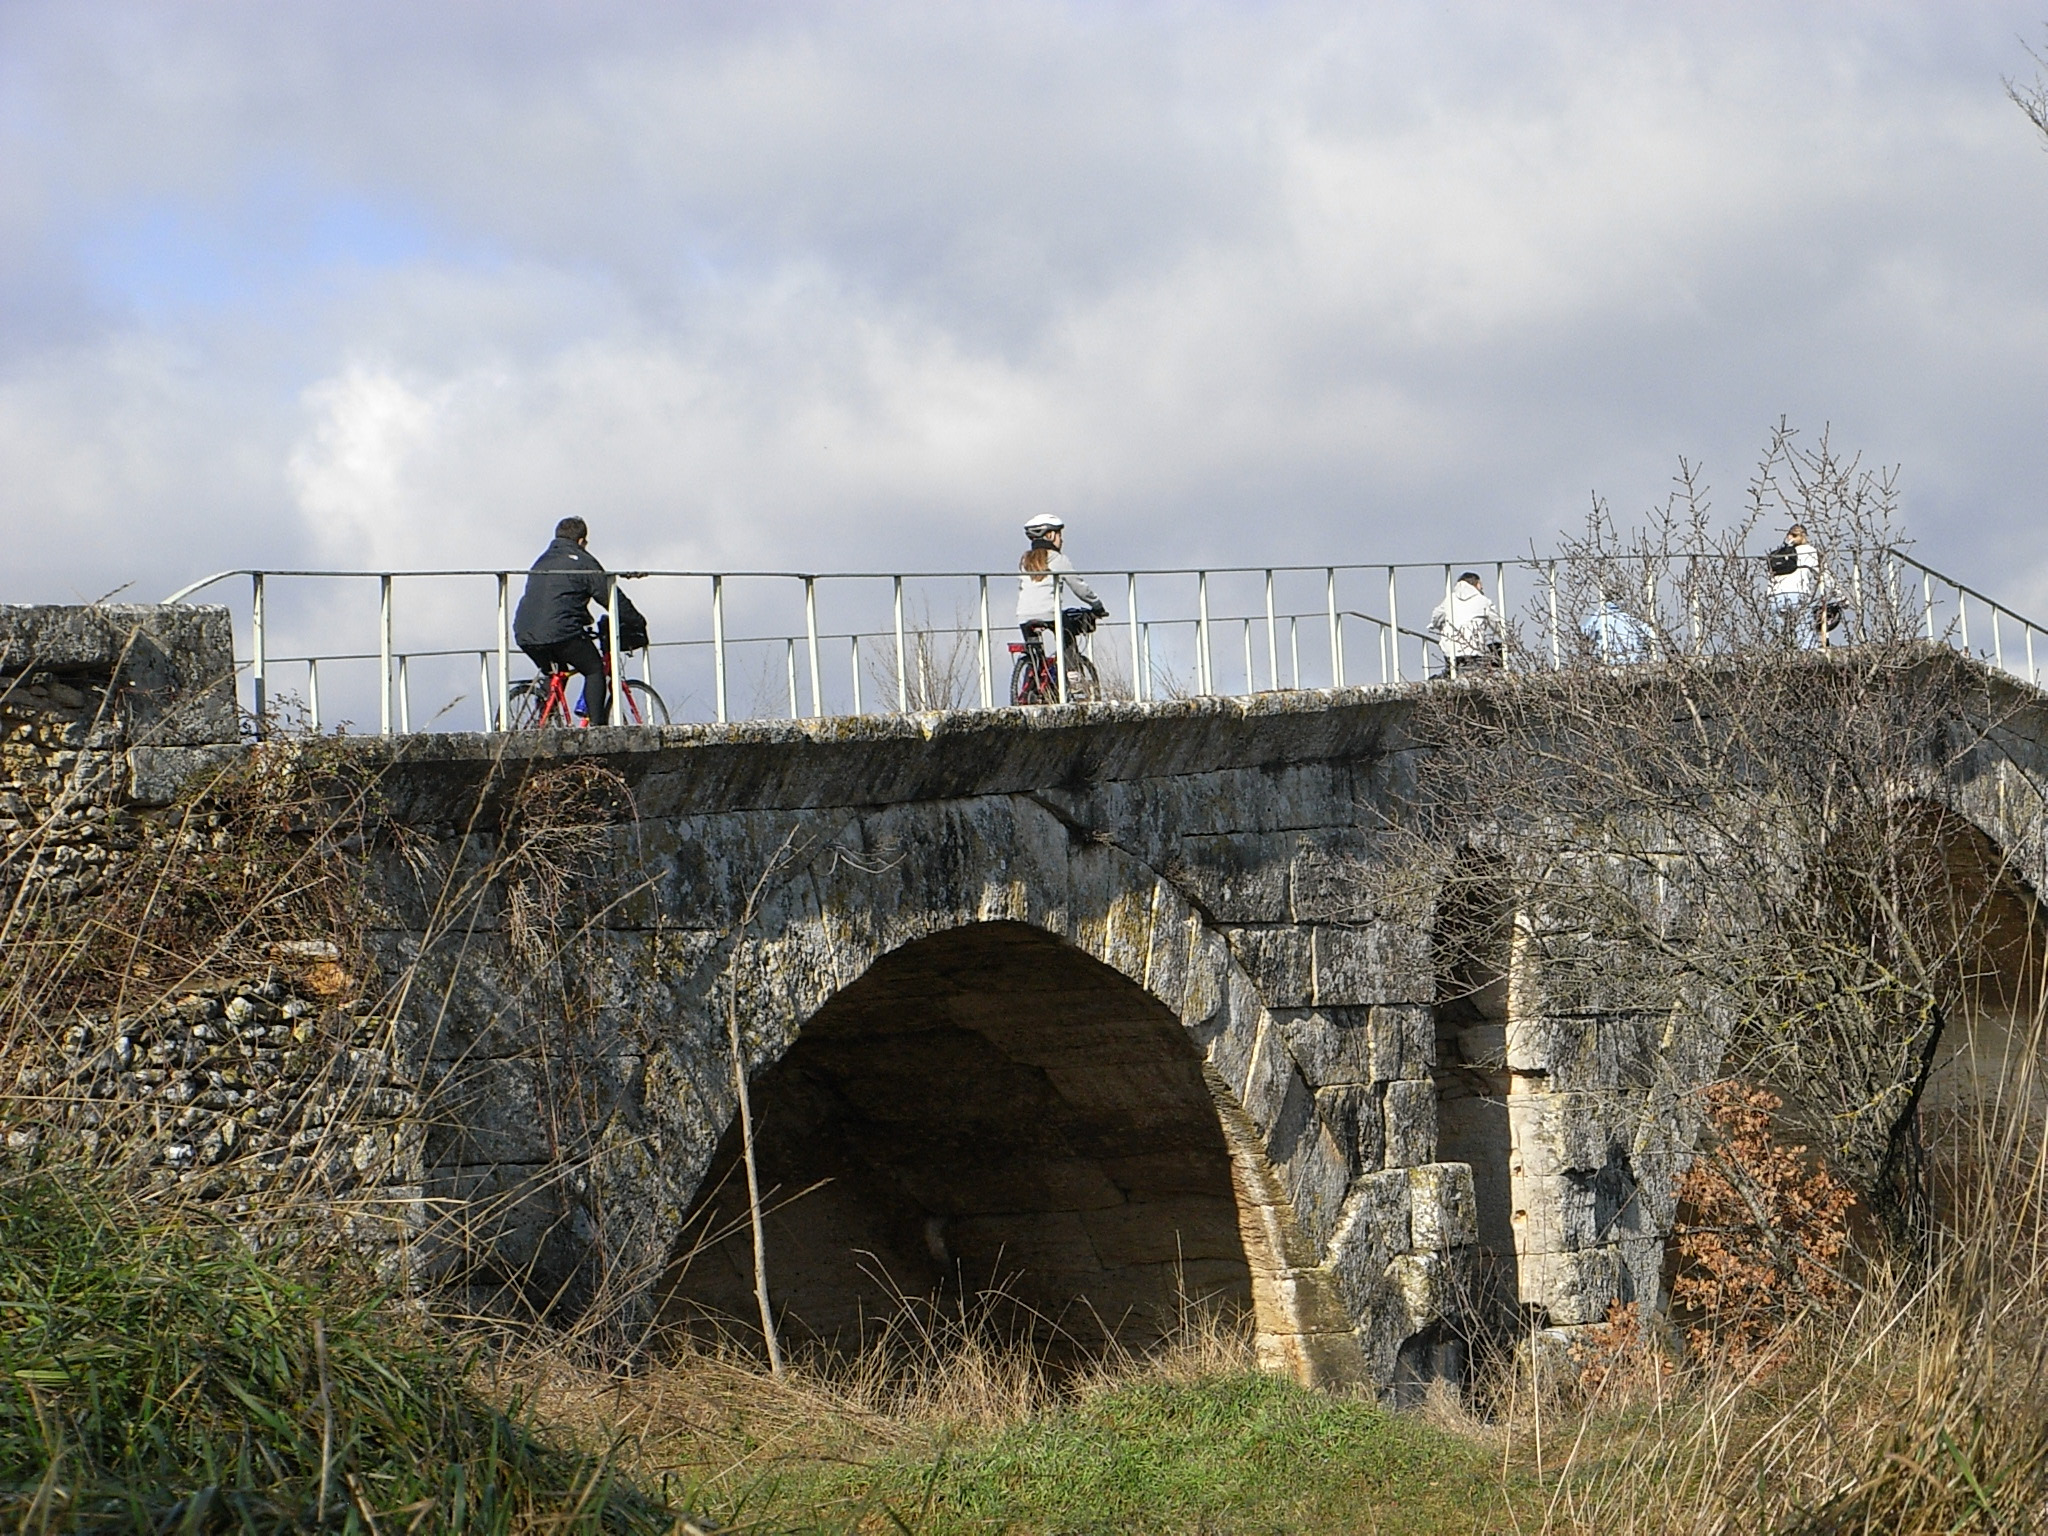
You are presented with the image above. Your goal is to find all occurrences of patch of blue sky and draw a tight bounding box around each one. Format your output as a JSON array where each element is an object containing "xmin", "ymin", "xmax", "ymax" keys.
[{"xmin": 77, "ymin": 177, "xmax": 492, "ymax": 322}]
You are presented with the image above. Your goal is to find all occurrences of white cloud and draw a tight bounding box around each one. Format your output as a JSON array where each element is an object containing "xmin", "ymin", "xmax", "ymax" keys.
[{"xmin": 2, "ymin": 0, "xmax": 2047, "ymax": 624}]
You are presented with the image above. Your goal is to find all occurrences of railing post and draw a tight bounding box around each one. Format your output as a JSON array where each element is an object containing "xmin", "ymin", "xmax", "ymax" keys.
[
  {"xmin": 804, "ymin": 576, "xmax": 823, "ymax": 718},
  {"xmin": 306, "ymin": 658, "xmax": 320, "ymax": 733},
  {"xmin": 2029, "ymin": 624, "xmax": 2038, "ymax": 687},
  {"xmin": 1549, "ymin": 560, "xmax": 1562, "ymax": 668},
  {"xmin": 379, "ymin": 574, "xmax": 393, "ymax": 737},
  {"xmin": 1052, "ymin": 574, "xmax": 1068, "ymax": 705},
  {"xmin": 496, "ymin": 572, "xmax": 512, "ymax": 732},
  {"xmin": 1495, "ymin": 561, "xmax": 1507, "ymax": 670},
  {"xmin": 1443, "ymin": 564, "xmax": 1455, "ymax": 679},
  {"xmin": 1643, "ymin": 557, "xmax": 1662, "ymax": 664},
  {"xmin": 711, "ymin": 575, "xmax": 728, "ymax": 724},
  {"xmin": 249, "ymin": 572, "xmax": 267, "ymax": 736},
  {"xmin": 1386, "ymin": 566, "xmax": 1400, "ymax": 682},
  {"xmin": 479, "ymin": 652, "xmax": 494, "ymax": 731},
  {"xmin": 1923, "ymin": 570, "xmax": 1935, "ymax": 642},
  {"xmin": 1290, "ymin": 616, "xmax": 1300, "ymax": 688},
  {"xmin": 978, "ymin": 575, "xmax": 993, "ymax": 709},
  {"xmin": 894, "ymin": 576, "xmax": 908, "ymax": 712},
  {"xmin": 1264, "ymin": 568, "xmax": 1278, "ymax": 691},
  {"xmin": 1128, "ymin": 572, "xmax": 1143, "ymax": 704},
  {"xmin": 1959, "ymin": 586, "xmax": 1970, "ymax": 655},
  {"xmin": 607, "ymin": 575, "xmax": 624, "ymax": 726},
  {"xmin": 397, "ymin": 654, "xmax": 412, "ymax": 734},
  {"xmin": 1241, "ymin": 618, "xmax": 1254, "ymax": 695},
  {"xmin": 1326, "ymin": 567, "xmax": 1342, "ymax": 690},
  {"xmin": 850, "ymin": 635, "xmax": 863, "ymax": 715},
  {"xmin": 1196, "ymin": 571, "xmax": 1212, "ymax": 695},
  {"xmin": 1993, "ymin": 608, "xmax": 2005, "ymax": 673},
  {"xmin": 786, "ymin": 638, "xmax": 799, "ymax": 718}
]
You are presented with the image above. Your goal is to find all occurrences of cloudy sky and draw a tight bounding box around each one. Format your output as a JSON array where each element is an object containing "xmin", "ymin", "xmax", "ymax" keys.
[{"xmin": 5, "ymin": 1, "xmax": 2048, "ymax": 619}]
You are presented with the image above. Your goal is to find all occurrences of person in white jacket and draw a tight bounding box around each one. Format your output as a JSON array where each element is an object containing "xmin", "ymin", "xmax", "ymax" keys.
[
  {"xmin": 1428, "ymin": 571, "xmax": 1503, "ymax": 677},
  {"xmin": 1015, "ymin": 514, "xmax": 1107, "ymax": 639},
  {"xmin": 1766, "ymin": 524, "xmax": 1825, "ymax": 648}
]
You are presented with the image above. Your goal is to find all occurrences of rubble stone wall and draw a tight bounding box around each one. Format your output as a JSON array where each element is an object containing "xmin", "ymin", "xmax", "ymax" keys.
[{"xmin": 0, "ymin": 604, "xmax": 420, "ymax": 1266}]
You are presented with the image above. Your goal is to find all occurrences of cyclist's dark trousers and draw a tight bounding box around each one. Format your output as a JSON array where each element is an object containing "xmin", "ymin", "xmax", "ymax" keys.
[{"xmin": 521, "ymin": 637, "xmax": 609, "ymax": 723}]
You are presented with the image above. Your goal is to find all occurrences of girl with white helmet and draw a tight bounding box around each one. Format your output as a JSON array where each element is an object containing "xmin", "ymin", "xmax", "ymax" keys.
[{"xmin": 1015, "ymin": 514, "xmax": 1107, "ymax": 637}]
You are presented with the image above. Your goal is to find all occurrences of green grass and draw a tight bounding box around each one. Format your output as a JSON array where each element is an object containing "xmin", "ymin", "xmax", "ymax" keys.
[
  {"xmin": 0, "ymin": 1171, "xmax": 680, "ymax": 1534},
  {"xmin": 0, "ymin": 1168, "xmax": 1530, "ymax": 1535},
  {"xmin": 724, "ymin": 1373, "xmax": 1530, "ymax": 1535}
]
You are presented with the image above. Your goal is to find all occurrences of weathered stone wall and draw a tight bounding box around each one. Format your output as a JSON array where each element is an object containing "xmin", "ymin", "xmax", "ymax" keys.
[
  {"xmin": 357, "ymin": 698, "xmax": 1571, "ymax": 1387},
  {"xmin": 0, "ymin": 603, "xmax": 240, "ymax": 900},
  {"xmin": 7, "ymin": 969, "xmax": 424, "ymax": 1260},
  {"xmin": 0, "ymin": 605, "xmax": 419, "ymax": 1263}
]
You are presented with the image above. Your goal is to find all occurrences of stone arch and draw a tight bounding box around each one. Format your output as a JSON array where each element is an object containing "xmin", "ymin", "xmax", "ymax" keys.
[
  {"xmin": 658, "ymin": 921, "xmax": 1273, "ymax": 1365},
  {"xmin": 616, "ymin": 794, "xmax": 1369, "ymax": 1384},
  {"xmin": 1896, "ymin": 795, "xmax": 2048, "ymax": 1115}
]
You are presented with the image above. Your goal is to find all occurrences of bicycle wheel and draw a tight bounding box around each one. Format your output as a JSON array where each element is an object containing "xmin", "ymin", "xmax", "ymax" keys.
[
  {"xmin": 1064, "ymin": 654, "xmax": 1102, "ymax": 704},
  {"xmin": 1010, "ymin": 653, "xmax": 1044, "ymax": 705},
  {"xmin": 505, "ymin": 680, "xmax": 549, "ymax": 729},
  {"xmin": 622, "ymin": 680, "xmax": 670, "ymax": 726}
]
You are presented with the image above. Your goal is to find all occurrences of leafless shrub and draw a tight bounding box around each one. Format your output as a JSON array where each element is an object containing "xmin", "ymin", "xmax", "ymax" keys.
[{"xmin": 1403, "ymin": 423, "xmax": 2044, "ymax": 1246}]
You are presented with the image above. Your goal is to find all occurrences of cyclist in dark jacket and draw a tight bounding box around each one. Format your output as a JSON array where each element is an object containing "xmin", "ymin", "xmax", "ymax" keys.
[{"xmin": 514, "ymin": 516, "xmax": 612, "ymax": 724}]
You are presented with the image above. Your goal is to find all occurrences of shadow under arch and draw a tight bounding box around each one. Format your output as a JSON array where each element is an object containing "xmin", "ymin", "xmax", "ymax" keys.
[
  {"xmin": 655, "ymin": 920, "xmax": 1299, "ymax": 1370},
  {"xmin": 1901, "ymin": 797, "xmax": 2048, "ymax": 1114}
]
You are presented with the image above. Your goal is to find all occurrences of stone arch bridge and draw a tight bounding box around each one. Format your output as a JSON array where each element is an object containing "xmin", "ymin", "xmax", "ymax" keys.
[
  {"xmin": 361, "ymin": 679, "xmax": 2048, "ymax": 1391},
  {"xmin": 11, "ymin": 603, "xmax": 2047, "ymax": 1394}
]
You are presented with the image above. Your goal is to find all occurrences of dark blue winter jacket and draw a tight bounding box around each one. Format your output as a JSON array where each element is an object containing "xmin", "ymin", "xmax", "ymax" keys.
[{"xmin": 513, "ymin": 538, "xmax": 610, "ymax": 647}]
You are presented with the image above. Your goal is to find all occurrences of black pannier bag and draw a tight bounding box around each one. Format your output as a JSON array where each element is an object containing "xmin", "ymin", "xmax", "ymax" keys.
[
  {"xmin": 596, "ymin": 591, "xmax": 651, "ymax": 653},
  {"xmin": 1766, "ymin": 543, "xmax": 1801, "ymax": 577}
]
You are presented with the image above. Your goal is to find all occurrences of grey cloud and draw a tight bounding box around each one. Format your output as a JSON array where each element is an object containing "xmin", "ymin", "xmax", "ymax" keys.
[{"xmin": 1, "ymin": 0, "xmax": 2046, "ymax": 615}]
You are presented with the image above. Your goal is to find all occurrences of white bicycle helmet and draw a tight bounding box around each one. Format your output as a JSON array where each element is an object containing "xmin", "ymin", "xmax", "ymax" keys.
[{"xmin": 1023, "ymin": 513, "xmax": 1066, "ymax": 536}]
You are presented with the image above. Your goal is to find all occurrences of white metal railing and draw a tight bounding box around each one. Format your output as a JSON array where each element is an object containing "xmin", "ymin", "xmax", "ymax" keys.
[{"xmin": 159, "ymin": 549, "xmax": 2048, "ymax": 737}]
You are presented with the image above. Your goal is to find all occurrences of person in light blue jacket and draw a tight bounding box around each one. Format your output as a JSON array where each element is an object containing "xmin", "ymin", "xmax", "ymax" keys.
[{"xmin": 1582, "ymin": 597, "xmax": 1654, "ymax": 664}]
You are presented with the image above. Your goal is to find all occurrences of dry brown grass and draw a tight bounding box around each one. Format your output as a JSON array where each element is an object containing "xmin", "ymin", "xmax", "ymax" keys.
[
  {"xmin": 471, "ymin": 1277, "xmax": 1260, "ymax": 1511},
  {"xmin": 453, "ymin": 1059, "xmax": 2048, "ymax": 1536},
  {"xmin": 1498, "ymin": 1039, "xmax": 2048, "ymax": 1534}
]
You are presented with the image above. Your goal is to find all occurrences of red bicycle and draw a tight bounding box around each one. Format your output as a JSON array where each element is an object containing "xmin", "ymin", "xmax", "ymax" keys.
[
  {"xmin": 507, "ymin": 631, "xmax": 669, "ymax": 728},
  {"xmin": 1009, "ymin": 612, "xmax": 1102, "ymax": 705}
]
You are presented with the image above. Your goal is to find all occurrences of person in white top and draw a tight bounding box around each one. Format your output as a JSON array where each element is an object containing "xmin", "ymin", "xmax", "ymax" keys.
[
  {"xmin": 1766, "ymin": 524, "xmax": 1824, "ymax": 648},
  {"xmin": 1428, "ymin": 571, "xmax": 1503, "ymax": 677},
  {"xmin": 1015, "ymin": 514, "xmax": 1107, "ymax": 638}
]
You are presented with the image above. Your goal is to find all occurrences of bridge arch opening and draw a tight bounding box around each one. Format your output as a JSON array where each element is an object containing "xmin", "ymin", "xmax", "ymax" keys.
[
  {"xmin": 654, "ymin": 921, "xmax": 1260, "ymax": 1365},
  {"xmin": 1910, "ymin": 804, "xmax": 2048, "ymax": 1118},
  {"xmin": 1430, "ymin": 859, "xmax": 1521, "ymax": 1330}
]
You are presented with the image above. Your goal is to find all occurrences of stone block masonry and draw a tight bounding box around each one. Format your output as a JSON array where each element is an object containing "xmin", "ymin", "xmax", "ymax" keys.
[{"xmin": 355, "ymin": 693, "xmax": 1492, "ymax": 1388}]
